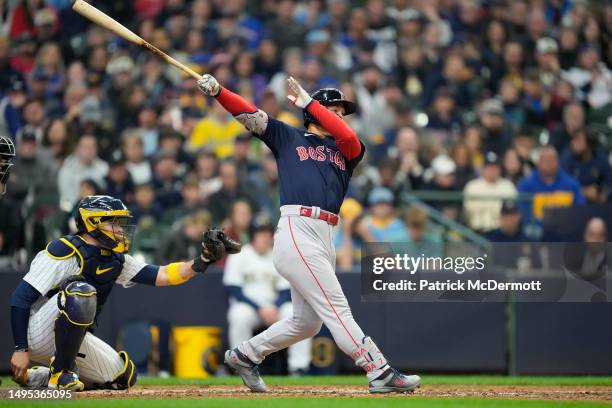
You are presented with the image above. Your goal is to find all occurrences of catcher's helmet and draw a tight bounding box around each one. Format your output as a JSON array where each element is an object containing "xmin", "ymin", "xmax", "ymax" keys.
[
  {"xmin": 74, "ymin": 195, "xmax": 135, "ymax": 253},
  {"xmin": 0, "ymin": 135, "xmax": 15, "ymax": 195},
  {"xmin": 303, "ymin": 88, "xmax": 356, "ymax": 128}
]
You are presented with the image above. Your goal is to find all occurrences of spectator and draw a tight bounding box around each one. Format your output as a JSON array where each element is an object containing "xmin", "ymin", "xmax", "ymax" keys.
[
  {"xmin": 563, "ymin": 45, "xmax": 612, "ymax": 110},
  {"xmin": 450, "ymin": 142, "xmax": 476, "ymax": 189},
  {"xmin": 104, "ymin": 156, "xmax": 135, "ymax": 205},
  {"xmin": 156, "ymin": 210, "xmax": 211, "ymax": 265},
  {"xmin": 355, "ymin": 187, "xmax": 409, "ymax": 242},
  {"xmin": 535, "ymin": 37, "xmax": 561, "ymax": 91},
  {"xmin": 518, "ymin": 145, "xmax": 585, "ymax": 226},
  {"xmin": 151, "ymin": 149, "xmax": 182, "ymax": 211},
  {"xmin": 479, "ymin": 98, "xmax": 513, "ymax": 157},
  {"xmin": 388, "ymin": 126, "xmax": 425, "ymax": 190},
  {"xmin": 194, "ymin": 148, "xmax": 221, "ymax": 201},
  {"xmin": 335, "ymin": 197, "xmax": 363, "ymax": 271},
  {"xmin": 189, "ymin": 102, "xmax": 244, "ymax": 159},
  {"xmin": 560, "ymin": 129, "xmax": 612, "ymax": 203},
  {"xmin": 498, "ymin": 77, "xmax": 525, "ymax": 130},
  {"xmin": 233, "ymin": 133, "xmax": 260, "ymax": 182},
  {"xmin": 41, "ymin": 117, "xmax": 73, "ymax": 165},
  {"xmin": 158, "ymin": 126, "xmax": 192, "ymax": 171},
  {"xmin": 426, "ymin": 87, "xmax": 462, "ymax": 133},
  {"xmin": 224, "ymin": 222, "xmax": 312, "ymax": 375},
  {"xmin": 222, "ymin": 199, "xmax": 254, "ymax": 247},
  {"xmin": 463, "ymin": 152, "xmax": 518, "ymax": 232},
  {"xmin": 424, "ymin": 154, "xmax": 461, "ymax": 220},
  {"xmin": 8, "ymin": 128, "xmax": 58, "ymax": 202},
  {"xmin": 404, "ymin": 206, "xmax": 442, "ymax": 245},
  {"xmin": 250, "ymin": 150, "xmax": 280, "ymax": 222},
  {"xmin": 207, "ymin": 160, "xmax": 254, "ymax": 224},
  {"xmin": 161, "ymin": 174, "xmax": 204, "ymax": 226},
  {"xmin": 57, "ymin": 133, "xmax": 108, "ymax": 209},
  {"xmin": 549, "ymin": 102, "xmax": 585, "ymax": 153},
  {"xmin": 121, "ymin": 130, "xmax": 152, "ymax": 185},
  {"xmin": 129, "ymin": 182, "xmax": 163, "ymax": 256},
  {"xmin": 265, "ymin": 0, "xmax": 305, "ymax": 51},
  {"xmin": 485, "ymin": 200, "xmax": 528, "ymax": 242},
  {"xmin": 583, "ymin": 217, "xmax": 607, "ymax": 244},
  {"xmin": 502, "ymin": 148, "xmax": 526, "ymax": 185},
  {"xmin": 423, "ymin": 53, "xmax": 476, "ymax": 110},
  {"xmin": 20, "ymin": 98, "xmax": 46, "ymax": 137},
  {"xmin": 0, "ymin": 78, "xmax": 24, "ymax": 141}
]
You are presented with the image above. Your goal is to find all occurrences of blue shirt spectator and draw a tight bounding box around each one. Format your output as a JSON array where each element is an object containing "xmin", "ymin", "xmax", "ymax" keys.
[{"xmin": 518, "ymin": 146, "xmax": 585, "ymax": 226}]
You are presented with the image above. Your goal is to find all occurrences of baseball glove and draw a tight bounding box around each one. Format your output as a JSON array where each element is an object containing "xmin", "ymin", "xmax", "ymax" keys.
[
  {"xmin": 207, "ymin": 227, "xmax": 242, "ymax": 254},
  {"xmin": 192, "ymin": 229, "xmax": 226, "ymax": 272}
]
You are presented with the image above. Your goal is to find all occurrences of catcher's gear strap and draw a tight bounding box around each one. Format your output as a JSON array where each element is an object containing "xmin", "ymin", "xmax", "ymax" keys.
[
  {"xmin": 351, "ymin": 336, "xmax": 389, "ymax": 374},
  {"xmin": 167, "ymin": 262, "xmax": 188, "ymax": 285},
  {"xmin": 108, "ymin": 351, "xmax": 138, "ymax": 390},
  {"xmin": 306, "ymin": 100, "xmax": 362, "ymax": 160},
  {"xmin": 58, "ymin": 278, "xmax": 97, "ymax": 326}
]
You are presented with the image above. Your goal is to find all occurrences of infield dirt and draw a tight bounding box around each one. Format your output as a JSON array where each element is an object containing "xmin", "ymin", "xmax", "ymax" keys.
[{"xmin": 78, "ymin": 385, "xmax": 612, "ymax": 402}]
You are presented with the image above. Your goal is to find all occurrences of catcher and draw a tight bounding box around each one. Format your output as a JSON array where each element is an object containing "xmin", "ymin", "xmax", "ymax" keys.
[{"xmin": 9, "ymin": 195, "xmax": 240, "ymax": 390}]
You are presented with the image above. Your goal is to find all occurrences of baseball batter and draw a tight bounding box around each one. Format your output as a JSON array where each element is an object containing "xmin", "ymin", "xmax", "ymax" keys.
[
  {"xmin": 9, "ymin": 195, "xmax": 240, "ymax": 390},
  {"xmin": 197, "ymin": 74, "xmax": 421, "ymax": 393}
]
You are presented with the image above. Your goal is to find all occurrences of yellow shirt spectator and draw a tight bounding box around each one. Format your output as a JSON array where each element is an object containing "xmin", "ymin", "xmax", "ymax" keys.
[{"xmin": 189, "ymin": 104, "xmax": 244, "ymax": 159}]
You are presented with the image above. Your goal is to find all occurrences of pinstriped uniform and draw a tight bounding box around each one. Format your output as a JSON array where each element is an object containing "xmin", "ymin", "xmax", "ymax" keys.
[{"xmin": 24, "ymin": 250, "xmax": 144, "ymax": 386}]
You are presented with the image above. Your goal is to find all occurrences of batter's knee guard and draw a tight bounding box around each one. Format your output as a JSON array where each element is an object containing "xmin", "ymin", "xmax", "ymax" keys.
[
  {"xmin": 350, "ymin": 336, "xmax": 389, "ymax": 374},
  {"xmin": 107, "ymin": 351, "xmax": 138, "ymax": 390},
  {"xmin": 52, "ymin": 277, "xmax": 97, "ymax": 373}
]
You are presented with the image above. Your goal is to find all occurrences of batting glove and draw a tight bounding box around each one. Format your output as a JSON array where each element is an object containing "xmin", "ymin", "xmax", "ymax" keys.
[
  {"xmin": 197, "ymin": 74, "xmax": 221, "ymax": 97},
  {"xmin": 286, "ymin": 76, "xmax": 312, "ymax": 109}
]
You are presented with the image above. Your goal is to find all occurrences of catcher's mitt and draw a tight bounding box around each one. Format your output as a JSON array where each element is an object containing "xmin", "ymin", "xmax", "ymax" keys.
[
  {"xmin": 192, "ymin": 229, "xmax": 226, "ymax": 272},
  {"xmin": 208, "ymin": 227, "xmax": 242, "ymax": 254}
]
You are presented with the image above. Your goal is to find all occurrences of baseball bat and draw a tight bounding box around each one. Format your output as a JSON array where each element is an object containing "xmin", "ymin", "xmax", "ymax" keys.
[{"xmin": 71, "ymin": 0, "xmax": 201, "ymax": 80}]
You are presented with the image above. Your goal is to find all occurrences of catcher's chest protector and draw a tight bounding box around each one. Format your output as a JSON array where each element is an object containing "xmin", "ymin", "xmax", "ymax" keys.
[{"xmin": 46, "ymin": 235, "xmax": 125, "ymax": 313}]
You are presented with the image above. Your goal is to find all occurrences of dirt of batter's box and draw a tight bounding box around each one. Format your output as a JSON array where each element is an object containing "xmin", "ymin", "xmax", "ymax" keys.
[{"xmin": 77, "ymin": 384, "xmax": 612, "ymax": 402}]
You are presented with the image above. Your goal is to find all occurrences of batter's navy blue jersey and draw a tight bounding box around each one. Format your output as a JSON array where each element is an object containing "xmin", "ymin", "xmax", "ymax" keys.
[{"xmin": 256, "ymin": 117, "xmax": 365, "ymax": 214}]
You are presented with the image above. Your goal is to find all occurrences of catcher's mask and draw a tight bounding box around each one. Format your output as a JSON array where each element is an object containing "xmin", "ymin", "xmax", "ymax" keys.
[
  {"xmin": 74, "ymin": 195, "xmax": 136, "ymax": 253},
  {"xmin": 0, "ymin": 135, "xmax": 16, "ymax": 195}
]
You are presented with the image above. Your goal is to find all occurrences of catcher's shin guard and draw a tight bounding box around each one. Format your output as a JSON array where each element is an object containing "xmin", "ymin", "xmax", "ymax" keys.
[
  {"xmin": 92, "ymin": 350, "xmax": 137, "ymax": 390},
  {"xmin": 52, "ymin": 278, "xmax": 97, "ymax": 373}
]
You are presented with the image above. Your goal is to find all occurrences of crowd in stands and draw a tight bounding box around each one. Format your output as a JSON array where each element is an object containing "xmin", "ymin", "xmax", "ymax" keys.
[{"xmin": 1, "ymin": 0, "xmax": 611, "ymax": 269}]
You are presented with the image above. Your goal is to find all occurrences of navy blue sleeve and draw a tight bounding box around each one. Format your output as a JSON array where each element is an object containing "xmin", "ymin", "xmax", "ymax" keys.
[
  {"xmin": 227, "ymin": 285, "xmax": 260, "ymax": 310},
  {"xmin": 255, "ymin": 116, "xmax": 294, "ymax": 157},
  {"xmin": 10, "ymin": 281, "xmax": 42, "ymax": 349},
  {"xmin": 274, "ymin": 289, "xmax": 291, "ymax": 308},
  {"xmin": 131, "ymin": 264, "xmax": 160, "ymax": 286}
]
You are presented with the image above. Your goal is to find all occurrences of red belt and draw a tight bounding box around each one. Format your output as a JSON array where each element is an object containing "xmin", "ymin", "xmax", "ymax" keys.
[{"xmin": 299, "ymin": 207, "xmax": 339, "ymax": 226}]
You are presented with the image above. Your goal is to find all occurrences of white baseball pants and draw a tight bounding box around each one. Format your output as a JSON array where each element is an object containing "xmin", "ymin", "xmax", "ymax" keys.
[
  {"xmin": 27, "ymin": 293, "xmax": 125, "ymax": 387},
  {"xmin": 227, "ymin": 301, "xmax": 312, "ymax": 372},
  {"xmin": 239, "ymin": 206, "xmax": 366, "ymax": 365}
]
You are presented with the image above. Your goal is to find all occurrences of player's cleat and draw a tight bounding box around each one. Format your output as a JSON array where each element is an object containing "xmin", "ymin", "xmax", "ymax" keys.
[
  {"xmin": 14, "ymin": 366, "xmax": 51, "ymax": 388},
  {"xmin": 368, "ymin": 367, "xmax": 421, "ymax": 394},
  {"xmin": 224, "ymin": 348, "xmax": 266, "ymax": 393},
  {"xmin": 48, "ymin": 370, "xmax": 85, "ymax": 391}
]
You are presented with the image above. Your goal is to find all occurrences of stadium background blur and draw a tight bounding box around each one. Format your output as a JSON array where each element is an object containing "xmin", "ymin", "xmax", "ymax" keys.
[
  {"xmin": 1, "ymin": 0, "xmax": 612, "ymax": 379},
  {"xmin": 0, "ymin": 0, "xmax": 611, "ymax": 268}
]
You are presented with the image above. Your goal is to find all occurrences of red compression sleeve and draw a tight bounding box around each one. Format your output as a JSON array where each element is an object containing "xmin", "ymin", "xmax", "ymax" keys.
[
  {"xmin": 216, "ymin": 87, "xmax": 257, "ymax": 115},
  {"xmin": 306, "ymin": 100, "xmax": 362, "ymax": 160}
]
